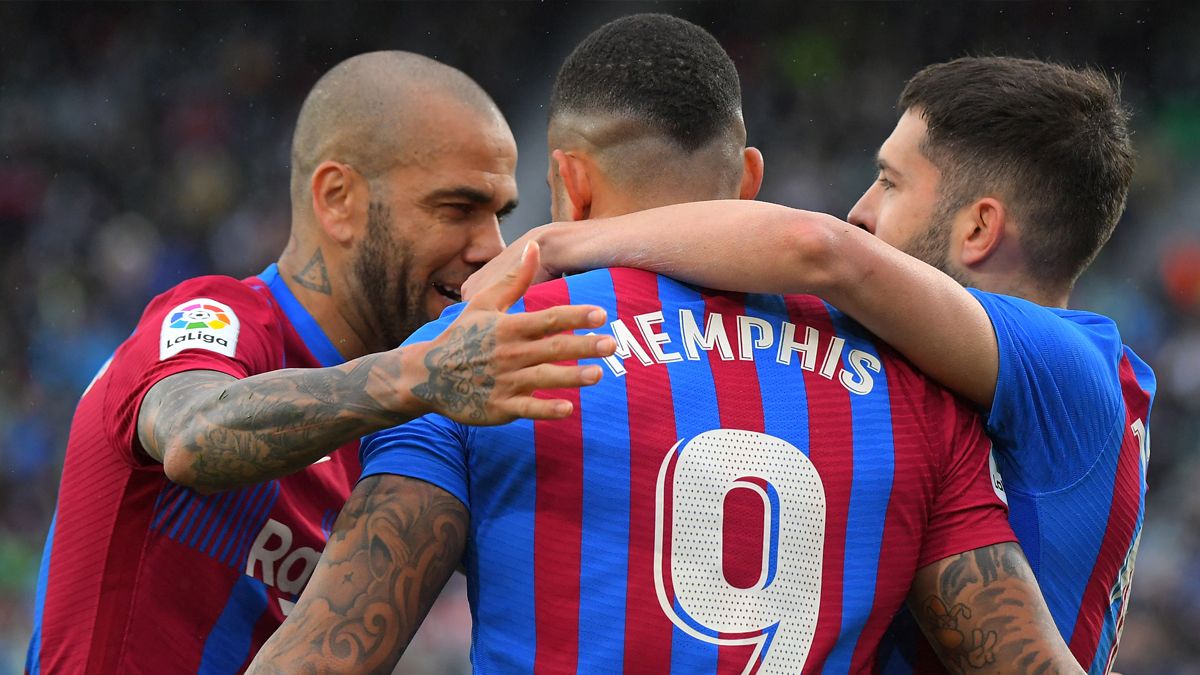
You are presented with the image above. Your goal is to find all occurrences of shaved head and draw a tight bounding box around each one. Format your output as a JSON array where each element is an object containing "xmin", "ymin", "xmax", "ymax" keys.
[{"xmin": 289, "ymin": 51, "xmax": 501, "ymax": 209}]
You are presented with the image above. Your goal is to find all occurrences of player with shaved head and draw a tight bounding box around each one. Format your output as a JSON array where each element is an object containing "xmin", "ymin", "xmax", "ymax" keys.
[{"xmin": 25, "ymin": 51, "xmax": 615, "ymax": 673}]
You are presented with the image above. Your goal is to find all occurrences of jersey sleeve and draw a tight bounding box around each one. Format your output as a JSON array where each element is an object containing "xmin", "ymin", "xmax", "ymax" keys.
[
  {"xmin": 967, "ymin": 289, "xmax": 1125, "ymax": 491},
  {"xmin": 103, "ymin": 275, "xmax": 282, "ymax": 465},
  {"xmin": 918, "ymin": 393, "xmax": 1017, "ymax": 568},
  {"xmin": 358, "ymin": 303, "xmax": 472, "ymax": 509}
]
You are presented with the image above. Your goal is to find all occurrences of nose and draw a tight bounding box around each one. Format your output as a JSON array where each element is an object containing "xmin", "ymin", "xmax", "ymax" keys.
[
  {"xmin": 847, "ymin": 186, "xmax": 877, "ymax": 234},
  {"xmin": 464, "ymin": 220, "xmax": 506, "ymax": 265}
]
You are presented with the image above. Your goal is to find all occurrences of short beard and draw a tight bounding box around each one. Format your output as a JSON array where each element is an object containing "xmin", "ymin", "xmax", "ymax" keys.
[
  {"xmin": 903, "ymin": 196, "xmax": 972, "ymax": 288},
  {"xmin": 353, "ymin": 201, "xmax": 426, "ymax": 349}
]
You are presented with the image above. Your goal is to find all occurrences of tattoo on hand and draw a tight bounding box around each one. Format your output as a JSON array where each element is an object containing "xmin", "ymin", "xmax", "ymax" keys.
[
  {"xmin": 249, "ymin": 475, "xmax": 467, "ymax": 674},
  {"xmin": 411, "ymin": 318, "xmax": 497, "ymax": 423},
  {"xmin": 292, "ymin": 248, "xmax": 332, "ymax": 295}
]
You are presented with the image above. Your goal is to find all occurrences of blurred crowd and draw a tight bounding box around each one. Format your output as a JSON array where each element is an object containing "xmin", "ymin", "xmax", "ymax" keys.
[{"xmin": 1, "ymin": 3, "xmax": 1197, "ymax": 673}]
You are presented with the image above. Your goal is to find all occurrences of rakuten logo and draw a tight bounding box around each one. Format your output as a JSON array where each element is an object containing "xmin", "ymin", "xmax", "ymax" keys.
[{"xmin": 245, "ymin": 518, "xmax": 321, "ymax": 615}]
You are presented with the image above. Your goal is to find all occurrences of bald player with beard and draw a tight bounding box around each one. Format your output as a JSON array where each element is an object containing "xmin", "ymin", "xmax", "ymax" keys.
[{"xmin": 26, "ymin": 51, "xmax": 614, "ymax": 674}]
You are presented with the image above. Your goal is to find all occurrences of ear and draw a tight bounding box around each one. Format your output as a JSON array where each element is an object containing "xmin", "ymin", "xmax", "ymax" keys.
[
  {"xmin": 310, "ymin": 160, "xmax": 369, "ymax": 245},
  {"xmin": 738, "ymin": 147, "xmax": 764, "ymax": 200},
  {"xmin": 957, "ymin": 197, "xmax": 1007, "ymax": 267},
  {"xmin": 552, "ymin": 149, "xmax": 592, "ymax": 221}
]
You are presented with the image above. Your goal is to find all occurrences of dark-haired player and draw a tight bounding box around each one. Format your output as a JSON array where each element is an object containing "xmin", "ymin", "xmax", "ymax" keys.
[
  {"xmin": 25, "ymin": 51, "xmax": 614, "ymax": 674},
  {"xmin": 478, "ymin": 56, "xmax": 1155, "ymax": 673},
  {"xmin": 252, "ymin": 17, "xmax": 1082, "ymax": 674}
]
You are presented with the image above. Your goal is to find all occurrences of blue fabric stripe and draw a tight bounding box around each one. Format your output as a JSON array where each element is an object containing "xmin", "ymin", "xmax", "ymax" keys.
[
  {"xmin": 744, "ymin": 294, "xmax": 810, "ymax": 457},
  {"xmin": 214, "ymin": 483, "xmax": 266, "ymax": 563},
  {"xmin": 152, "ymin": 484, "xmax": 188, "ymax": 531},
  {"xmin": 166, "ymin": 491, "xmax": 198, "ymax": 540},
  {"xmin": 177, "ymin": 492, "xmax": 217, "ymax": 545},
  {"xmin": 197, "ymin": 574, "xmax": 271, "ymax": 674},
  {"xmin": 569, "ymin": 271, "xmax": 633, "ymax": 674},
  {"xmin": 190, "ymin": 490, "xmax": 236, "ymax": 550},
  {"xmin": 660, "ymin": 280, "xmax": 721, "ymax": 675},
  {"xmin": 201, "ymin": 487, "xmax": 253, "ymax": 557},
  {"xmin": 258, "ymin": 264, "xmax": 344, "ymax": 367},
  {"xmin": 229, "ymin": 482, "xmax": 280, "ymax": 568},
  {"xmin": 24, "ymin": 512, "xmax": 55, "ymax": 675},
  {"xmin": 467, "ymin": 298, "xmax": 539, "ymax": 672},
  {"xmin": 824, "ymin": 307, "xmax": 894, "ymax": 672}
]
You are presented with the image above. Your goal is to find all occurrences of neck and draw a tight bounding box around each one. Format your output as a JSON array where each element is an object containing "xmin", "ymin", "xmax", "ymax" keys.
[
  {"xmin": 276, "ymin": 235, "xmax": 373, "ymax": 360},
  {"xmin": 967, "ymin": 268, "xmax": 1070, "ymax": 309}
]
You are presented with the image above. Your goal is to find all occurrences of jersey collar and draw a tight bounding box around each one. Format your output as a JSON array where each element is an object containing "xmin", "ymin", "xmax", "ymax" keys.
[{"xmin": 258, "ymin": 263, "xmax": 345, "ymax": 367}]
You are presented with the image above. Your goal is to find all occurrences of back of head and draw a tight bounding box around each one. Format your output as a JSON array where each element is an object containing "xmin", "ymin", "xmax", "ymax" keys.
[
  {"xmin": 900, "ymin": 56, "xmax": 1135, "ymax": 289},
  {"xmin": 549, "ymin": 14, "xmax": 748, "ymax": 204}
]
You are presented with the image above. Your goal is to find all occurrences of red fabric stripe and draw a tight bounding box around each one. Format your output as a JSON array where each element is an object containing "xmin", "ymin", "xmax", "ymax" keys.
[
  {"xmin": 1067, "ymin": 355, "xmax": 1150, "ymax": 664},
  {"xmin": 850, "ymin": 358, "xmax": 935, "ymax": 671},
  {"xmin": 701, "ymin": 291, "xmax": 767, "ymax": 673},
  {"xmin": 783, "ymin": 295, "xmax": 853, "ymax": 671},
  {"xmin": 527, "ymin": 278, "xmax": 586, "ymax": 675},
  {"xmin": 610, "ymin": 269, "xmax": 677, "ymax": 675}
]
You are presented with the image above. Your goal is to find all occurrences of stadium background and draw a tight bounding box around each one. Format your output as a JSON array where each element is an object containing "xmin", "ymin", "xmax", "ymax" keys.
[{"xmin": 1, "ymin": 2, "xmax": 1197, "ymax": 672}]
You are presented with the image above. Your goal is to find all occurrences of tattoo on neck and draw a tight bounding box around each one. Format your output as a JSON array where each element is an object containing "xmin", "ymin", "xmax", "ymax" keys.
[{"xmin": 292, "ymin": 249, "xmax": 333, "ymax": 295}]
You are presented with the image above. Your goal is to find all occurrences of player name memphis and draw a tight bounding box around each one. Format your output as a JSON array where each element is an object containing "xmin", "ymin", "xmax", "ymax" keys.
[{"xmin": 598, "ymin": 308, "xmax": 881, "ymax": 395}]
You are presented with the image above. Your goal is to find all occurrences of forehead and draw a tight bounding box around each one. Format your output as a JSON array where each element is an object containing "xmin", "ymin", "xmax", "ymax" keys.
[
  {"xmin": 392, "ymin": 103, "xmax": 519, "ymax": 200},
  {"xmin": 879, "ymin": 110, "xmax": 929, "ymax": 164}
]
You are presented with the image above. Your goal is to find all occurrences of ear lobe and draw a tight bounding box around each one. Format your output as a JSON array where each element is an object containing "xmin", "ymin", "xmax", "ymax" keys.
[
  {"xmin": 552, "ymin": 149, "xmax": 592, "ymax": 221},
  {"xmin": 960, "ymin": 197, "xmax": 1006, "ymax": 266},
  {"xmin": 739, "ymin": 147, "xmax": 765, "ymax": 200},
  {"xmin": 310, "ymin": 161, "xmax": 367, "ymax": 245}
]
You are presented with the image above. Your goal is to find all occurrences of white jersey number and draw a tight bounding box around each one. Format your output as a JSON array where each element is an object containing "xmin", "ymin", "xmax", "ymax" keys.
[{"xmin": 654, "ymin": 429, "xmax": 826, "ymax": 674}]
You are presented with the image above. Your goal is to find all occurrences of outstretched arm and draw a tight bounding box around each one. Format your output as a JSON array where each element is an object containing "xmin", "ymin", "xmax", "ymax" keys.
[
  {"xmin": 246, "ymin": 474, "xmax": 466, "ymax": 675},
  {"xmin": 464, "ymin": 201, "xmax": 998, "ymax": 406},
  {"xmin": 910, "ymin": 542, "xmax": 1083, "ymax": 674},
  {"xmin": 138, "ymin": 243, "xmax": 616, "ymax": 492}
]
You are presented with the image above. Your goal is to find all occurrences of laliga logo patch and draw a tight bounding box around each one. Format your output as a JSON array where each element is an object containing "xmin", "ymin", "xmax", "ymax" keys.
[
  {"xmin": 989, "ymin": 447, "xmax": 1008, "ymax": 505},
  {"xmin": 160, "ymin": 298, "xmax": 240, "ymax": 360}
]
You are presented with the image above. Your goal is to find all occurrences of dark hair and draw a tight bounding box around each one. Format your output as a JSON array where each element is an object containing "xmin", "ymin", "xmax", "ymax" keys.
[
  {"xmin": 900, "ymin": 56, "xmax": 1135, "ymax": 287},
  {"xmin": 550, "ymin": 13, "xmax": 742, "ymax": 152}
]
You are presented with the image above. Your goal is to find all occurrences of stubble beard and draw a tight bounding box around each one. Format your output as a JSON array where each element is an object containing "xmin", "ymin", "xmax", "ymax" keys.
[
  {"xmin": 903, "ymin": 198, "xmax": 973, "ymax": 288},
  {"xmin": 354, "ymin": 201, "xmax": 428, "ymax": 350}
]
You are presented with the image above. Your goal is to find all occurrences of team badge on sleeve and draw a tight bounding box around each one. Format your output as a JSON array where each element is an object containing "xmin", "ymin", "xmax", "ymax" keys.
[{"xmin": 160, "ymin": 298, "xmax": 240, "ymax": 360}]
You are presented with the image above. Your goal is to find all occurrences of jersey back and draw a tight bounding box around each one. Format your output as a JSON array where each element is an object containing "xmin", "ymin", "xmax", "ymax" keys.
[
  {"xmin": 362, "ymin": 268, "xmax": 1015, "ymax": 674},
  {"xmin": 879, "ymin": 291, "xmax": 1157, "ymax": 675},
  {"xmin": 26, "ymin": 265, "xmax": 359, "ymax": 674}
]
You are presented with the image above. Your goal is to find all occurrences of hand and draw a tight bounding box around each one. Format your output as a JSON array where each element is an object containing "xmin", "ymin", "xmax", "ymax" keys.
[
  {"xmin": 462, "ymin": 226, "xmax": 559, "ymax": 301},
  {"xmin": 407, "ymin": 241, "xmax": 615, "ymax": 424}
]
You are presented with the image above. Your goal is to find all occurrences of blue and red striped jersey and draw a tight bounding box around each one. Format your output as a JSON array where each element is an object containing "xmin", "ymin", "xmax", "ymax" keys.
[
  {"xmin": 879, "ymin": 290, "xmax": 1156, "ymax": 675},
  {"xmin": 26, "ymin": 264, "xmax": 358, "ymax": 674},
  {"xmin": 362, "ymin": 268, "xmax": 1015, "ymax": 674}
]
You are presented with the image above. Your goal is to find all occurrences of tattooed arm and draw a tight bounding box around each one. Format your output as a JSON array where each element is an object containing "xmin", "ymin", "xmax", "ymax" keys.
[
  {"xmin": 138, "ymin": 242, "xmax": 616, "ymax": 492},
  {"xmin": 910, "ymin": 542, "xmax": 1084, "ymax": 674},
  {"xmin": 247, "ymin": 474, "xmax": 466, "ymax": 675}
]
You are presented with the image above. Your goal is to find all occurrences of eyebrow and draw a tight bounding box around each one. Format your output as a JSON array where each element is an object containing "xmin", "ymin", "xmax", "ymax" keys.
[
  {"xmin": 428, "ymin": 186, "xmax": 518, "ymax": 218},
  {"xmin": 875, "ymin": 155, "xmax": 902, "ymax": 179}
]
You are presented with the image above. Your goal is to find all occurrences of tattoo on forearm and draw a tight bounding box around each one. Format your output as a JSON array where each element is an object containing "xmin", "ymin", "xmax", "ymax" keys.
[
  {"xmin": 916, "ymin": 542, "xmax": 1076, "ymax": 674},
  {"xmin": 411, "ymin": 318, "xmax": 497, "ymax": 423},
  {"xmin": 138, "ymin": 354, "xmax": 406, "ymax": 490},
  {"xmin": 248, "ymin": 475, "xmax": 467, "ymax": 675},
  {"xmin": 292, "ymin": 248, "xmax": 333, "ymax": 294}
]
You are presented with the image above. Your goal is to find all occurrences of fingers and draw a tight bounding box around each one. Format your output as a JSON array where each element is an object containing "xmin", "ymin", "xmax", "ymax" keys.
[
  {"xmin": 505, "ymin": 303, "xmax": 609, "ymax": 339},
  {"xmin": 495, "ymin": 363, "xmax": 607, "ymax": 420},
  {"xmin": 468, "ymin": 241, "xmax": 540, "ymax": 311},
  {"xmin": 504, "ymin": 332, "xmax": 616, "ymax": 369}
]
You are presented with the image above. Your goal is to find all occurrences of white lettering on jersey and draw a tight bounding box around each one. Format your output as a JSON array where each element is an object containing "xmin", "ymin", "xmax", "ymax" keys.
[
  {"xmin": 988, "ymin": 448, "xmax": 1008, "ymax": 505},
  {"xmin": 245, "ymin": 518, "xmax": 321, "ymax": 615},
  {"xmin": 160, "ymin": 298, "xmax": 240, "ymax": 360},
  {"xmin": 602, "ymin": 309, "xmax": 877, "ymax": 395}
]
